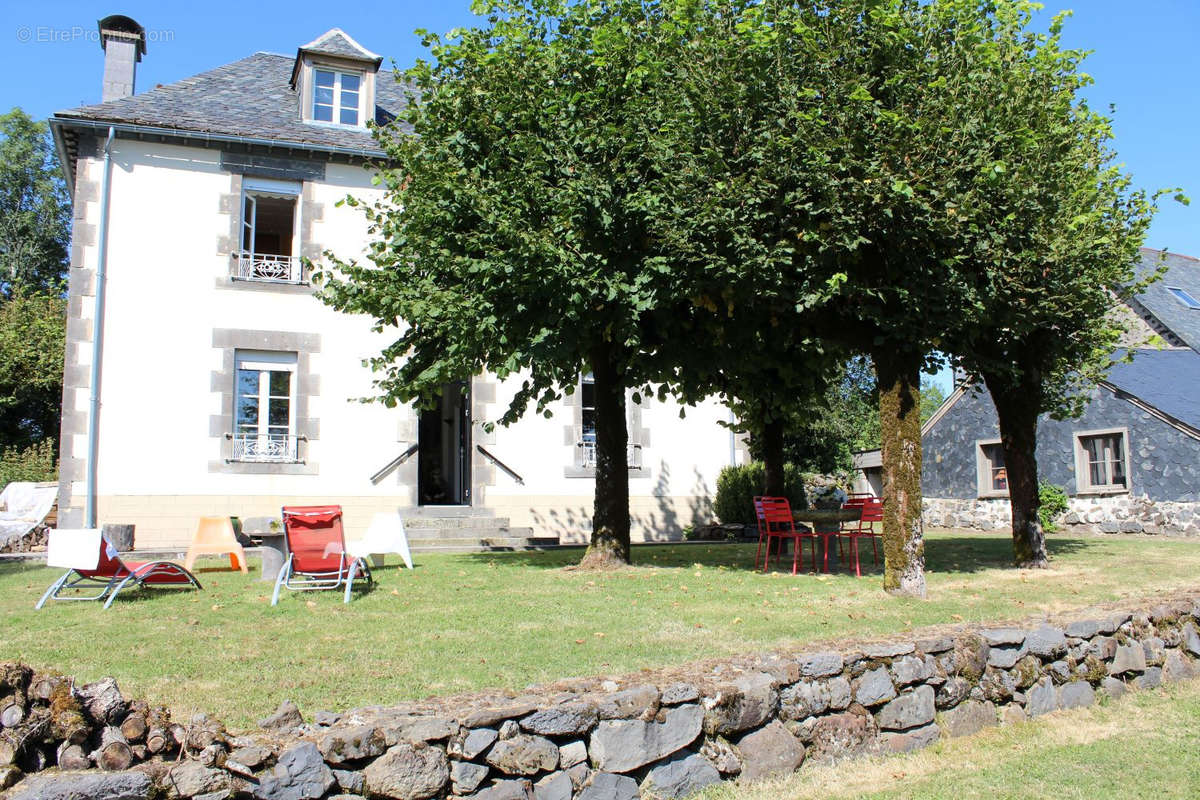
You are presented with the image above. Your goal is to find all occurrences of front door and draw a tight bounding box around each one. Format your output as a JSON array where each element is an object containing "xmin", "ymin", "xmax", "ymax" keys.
[{"xmin": 417, "ymin": 382, "xmax": 471, "ymax": 505}]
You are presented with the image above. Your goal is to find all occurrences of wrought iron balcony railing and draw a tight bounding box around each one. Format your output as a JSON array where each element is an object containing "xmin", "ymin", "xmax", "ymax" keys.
[
  {"xmin": 228, "ymin": 433, "xmax": 302, "ymax": 463},
  {"xmin": 231, "ymin": 251, "xmax": 304, "ymax": 284},
  {"xmin": 575, "ymin": 441, "xmax": 643, "ymax": 470}
]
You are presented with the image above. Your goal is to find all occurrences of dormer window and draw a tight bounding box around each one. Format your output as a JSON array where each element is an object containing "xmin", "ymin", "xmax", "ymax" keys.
[
  {"xmin": 313, "ymin": 69, "xmax": 362, "ymax": 126},
  {"xmin": 291, "ymin": 28, "xmax": 381, "ymax": 129}
]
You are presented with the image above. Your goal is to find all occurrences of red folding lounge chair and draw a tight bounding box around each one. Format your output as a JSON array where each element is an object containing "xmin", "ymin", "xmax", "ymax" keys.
[
  {"xmin": 272, "ymin": 505, "xmax": 373, "ymax": 605},
  {"xmin": 36, "ymin": 529, "xmax": 201, "ymax": 610}
]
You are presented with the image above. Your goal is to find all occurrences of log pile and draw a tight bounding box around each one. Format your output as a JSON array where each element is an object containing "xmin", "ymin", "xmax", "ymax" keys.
[
  {"xmin": 0, "ymin": 662, "xmax": 186, "ymax": 778},
  {"xmin": 0, "ymin": 522, "xmax": 50, "ymax": 554}
]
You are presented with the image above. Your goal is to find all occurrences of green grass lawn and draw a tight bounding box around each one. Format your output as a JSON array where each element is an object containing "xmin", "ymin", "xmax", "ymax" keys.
[
  {"xmin": 699, "ymin": 676, "xmax": 1200, "ymax": 800},
  {"xmin": 2, "ymin": 530, "xmax": 1199, "ymax": 729}
]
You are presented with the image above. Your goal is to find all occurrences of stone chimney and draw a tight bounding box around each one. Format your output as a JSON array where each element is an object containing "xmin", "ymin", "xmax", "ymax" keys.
[{"xmin": 98, "ymin": 15, "xmax": 146, "ymax": 102}]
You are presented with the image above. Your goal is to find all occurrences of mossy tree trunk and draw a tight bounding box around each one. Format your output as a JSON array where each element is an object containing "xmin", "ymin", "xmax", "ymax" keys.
[
  {"xmin": 875, "ymin": 351, "xmax": 927, "ymax": 597},
  {"xmin": 984, "ymin": 369, "xmax": 1049, "ymax": 568},
  {"xmin": 580, "ymin": 347, "xmax": 631, "ymax": 568}
]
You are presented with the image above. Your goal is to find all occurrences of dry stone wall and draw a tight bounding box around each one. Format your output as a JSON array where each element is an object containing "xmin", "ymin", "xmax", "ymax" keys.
[
  {"xmin": 923, "ymin": 496, "xmax": 1200, "ymax": 536},
  {"xmin": 4, "ymin": 593, "xmax": 1200, "ymax": 800}
]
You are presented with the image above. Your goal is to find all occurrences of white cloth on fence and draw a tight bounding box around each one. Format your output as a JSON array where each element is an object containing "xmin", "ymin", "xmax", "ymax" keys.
[
  {"xmin": 0, "ymin": 481, "xmax": 58, "ymax": 549},
  {"xmin": 346, "ymin": 512, "xmax": 414, "ymax": 569}
]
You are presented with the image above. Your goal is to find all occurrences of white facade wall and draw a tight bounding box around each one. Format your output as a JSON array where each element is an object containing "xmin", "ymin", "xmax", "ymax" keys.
[{"xmin": 66, "ymin": 138, "xmax": 738, "ymax": 547}]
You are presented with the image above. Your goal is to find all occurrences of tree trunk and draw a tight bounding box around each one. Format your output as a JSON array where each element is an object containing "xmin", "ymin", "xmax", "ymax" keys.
[
  {"xmin": 760, "ymin": 417, "xmax": 786, "ymax": 497},
  {"xmin": 875, "ymin": 351, "xmax": 927, "ymax": 597},
  {"xmin": 984, "ymin": 370, "xmax": 1049, "ymax": 567},
  {"xmin": 580, "ymin": 348, "xmax": 631, "ymax": 568}
]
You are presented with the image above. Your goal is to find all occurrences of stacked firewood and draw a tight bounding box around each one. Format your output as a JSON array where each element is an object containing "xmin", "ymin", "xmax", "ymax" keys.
[
  {"xmin": 0, "ymin": 523, "xmax": 50, "ymax": 554},
  {"xmin": 0, "ymin": 663, "xmax": 189, "ymax": 774}
]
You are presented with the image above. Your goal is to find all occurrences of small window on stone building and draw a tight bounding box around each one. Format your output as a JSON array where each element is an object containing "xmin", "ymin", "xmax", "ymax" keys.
[
  {"xmin": 1075, "ymin": 430, "xmax": 1129, "ymax": 493},
  {"xmin": 976, "ymin": 440, "xmax": 1008, "ymax": 498}
]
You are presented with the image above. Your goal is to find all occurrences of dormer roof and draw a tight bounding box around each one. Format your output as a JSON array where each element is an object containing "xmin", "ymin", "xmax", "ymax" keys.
[{"xmin": 290, "ymin": 28, "xmax": 383, "ymax": 88}]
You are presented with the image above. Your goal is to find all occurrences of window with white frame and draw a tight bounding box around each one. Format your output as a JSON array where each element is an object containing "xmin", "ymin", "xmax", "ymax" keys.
[
  {"xmin": 976, "ymin": 440, "xmax": 1008, "ymax": 498},
  {"xmin": 1075, "ymin": 429, "xmax": 1129, "ymax": 493},
  {"xmin": 234, "ymin": 178, "xmax": 302, "ymax": 283},
  {"xmin": 313, "ymin": 68, "xmax": 362, "ymax": 126},
  {"xmin": 571, "ymin": 373, "xmax": 643, "ymax": 471},
  {"xmin": 233, "ymin": 351, "xmax": 299, "ymax": 462}
]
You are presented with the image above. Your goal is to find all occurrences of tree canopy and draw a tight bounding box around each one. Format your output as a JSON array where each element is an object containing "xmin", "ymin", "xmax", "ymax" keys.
[
  {"xmin": 320, "ymin": 0, "xmax": 700, "ymax": 566},
  {"xmin": 0, "ymin": 291, "xmax": 66, "ymax": 450},
  {"xmin": 0, "ymin": 108, "xmax": 69, "ymax": 457},
  {"xmin": 931, "ymin": 4, "xmax": 1168, "ymax": 565},
  {"xmin": 0, "ymin": 108, "xmax": 69, "ymax": 297},
  {"xmin": 322, "ymin": 0, "xmax": 1165, "ymax": 587}
]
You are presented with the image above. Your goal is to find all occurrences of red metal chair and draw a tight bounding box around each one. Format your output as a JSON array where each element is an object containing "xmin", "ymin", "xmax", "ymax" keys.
[
  {"xmin": 36, "ymin": 529, "xmax": 201, "ymax": 610},
  {"xmin": 272, "ymin": 505, "xmax": 373, "ymax": 605},
  {"xmin": 840, "ymin": 497, "xmax": 883, "ymax": 577},
  {"xmin": 754, "ymin": 496, "xmax": 817, "ymax": 575}
]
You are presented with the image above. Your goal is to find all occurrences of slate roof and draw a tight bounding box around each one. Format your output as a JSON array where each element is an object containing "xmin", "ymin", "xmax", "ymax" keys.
[
  {"xmin": 1130, "ymin": 248, "xmax": 1200, "ymax": 353},
  {"xmin": 298, "ymin": 29, "xmax": 381, "ymax": 62},
  {"xmin": 52, "ymin": 51, "xmax": 410, "ymax": 156},
  {"xmin": 1104, "ymin": 348, "xmax": 1200, "ymax": 432}
]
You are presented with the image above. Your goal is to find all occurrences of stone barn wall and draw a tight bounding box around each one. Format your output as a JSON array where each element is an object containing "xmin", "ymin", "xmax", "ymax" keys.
[{"xmin": 922, "ymin": 383, "xmax": 1200, "ymax": 535}]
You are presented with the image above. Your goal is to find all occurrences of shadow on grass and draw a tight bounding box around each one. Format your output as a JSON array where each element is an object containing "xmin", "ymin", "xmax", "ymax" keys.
[
  {"xmin": 0, "ymin": 558, "xmax": 53, "ymax": 577},
  {"xmin": 455, "ymin": 533, "xmax": 1100, "ymax": 578},
  {"xmin": 924, "ymin": 534, "xmax": 1091, "ymax": 574}
]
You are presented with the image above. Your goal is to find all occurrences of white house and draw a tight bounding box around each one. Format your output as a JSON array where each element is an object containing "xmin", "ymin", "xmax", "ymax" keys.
[{"xmin": 50, "ymin": 17, "xmax": 744, "ymax": 549}]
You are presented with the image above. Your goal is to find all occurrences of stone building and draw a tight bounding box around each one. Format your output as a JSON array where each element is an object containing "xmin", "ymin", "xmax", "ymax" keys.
[
  {"xmin": 916, "ymin": 249, "xmax": 1200, "ymax": 534},
  {"xmin": 48, "ymin": 18, "xmax": 743, "ymax": 549}
]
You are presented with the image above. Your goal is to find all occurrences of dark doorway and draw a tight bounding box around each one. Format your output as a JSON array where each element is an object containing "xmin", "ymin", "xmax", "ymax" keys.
[{"xmin": 418, "ymin": 382, "xmax": 471, "ymax": 505}]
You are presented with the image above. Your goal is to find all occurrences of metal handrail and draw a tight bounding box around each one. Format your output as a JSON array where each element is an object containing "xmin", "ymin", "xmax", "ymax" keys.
[
  {"xmin": 476, "ymin": 445, "xmax": 525, "ymax": 485},
  {"xmin": 369, "ymin": 443, "xmax": 419, "ymax": 484}
]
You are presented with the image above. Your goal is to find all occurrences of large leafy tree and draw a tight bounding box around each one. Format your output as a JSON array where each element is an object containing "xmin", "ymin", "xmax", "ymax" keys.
[
  {"xmin": 320, "ymin": 0, "xmax": 696, "ymax": 567},
  {"xmin": 0, "ymin": 108, "xmax": 69, "ymax": 457},
  {"xmin": 650, "ymin": 0, "xmax": 992, "ymax": 596},
  {"xmin": 0, "ymin": 109, "xmax": 70, "ymax": 297},
  {"xmin": 934, "ymin": 4, "xmax": 1166, "ymax": 566},
  {"xmin": 0, "ymin": 291, "xmax": 66, "ymax": 450}
]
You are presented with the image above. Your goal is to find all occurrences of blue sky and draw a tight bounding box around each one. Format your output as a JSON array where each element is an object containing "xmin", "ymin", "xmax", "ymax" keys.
[{"xmin": 3, "ymin": 1, "xmax": 1197, "ymax": 393}]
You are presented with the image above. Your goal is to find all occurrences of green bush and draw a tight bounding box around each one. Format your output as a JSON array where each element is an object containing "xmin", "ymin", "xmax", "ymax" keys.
[
  {"xmin": 0, "ymin": 439, "xmax": 58, "ymax": 488},
  {"xmin": 714, "ymin": 462, "xmax": 807, "ymax": 524},
  {"xmin": 1038, "ymin": 480, "xmax": 1069, "ymax": 532}
]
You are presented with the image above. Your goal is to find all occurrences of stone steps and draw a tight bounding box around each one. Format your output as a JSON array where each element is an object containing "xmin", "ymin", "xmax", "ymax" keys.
[{"xmin": 407, "ymin": 537, "xmax": 567, "ymax": 554}]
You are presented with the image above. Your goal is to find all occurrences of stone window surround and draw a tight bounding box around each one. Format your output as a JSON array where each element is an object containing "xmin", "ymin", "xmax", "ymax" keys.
[
  {"xmin": 209, "ymin": 329, "xmax": 321, "ymax": 475},
  {"xmin": 1072, "ymin": 426, "xmax": 1132, "ymax": 496},
  {"xmin": 216, "ymin": 164, "xmax": 325, "ymax": 293},
  {"xmin": 562, "ymin": 376, "xmax": 651, "ymax": 479},
  {"xmin": 974, "ymin": 438, "xmax": 1008, "ymax": 499}
]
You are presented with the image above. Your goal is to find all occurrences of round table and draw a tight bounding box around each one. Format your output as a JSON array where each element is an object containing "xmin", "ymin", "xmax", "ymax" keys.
[{"xmin": 792, "ymin": 507, "xmax": 861, "ymax": 573}]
